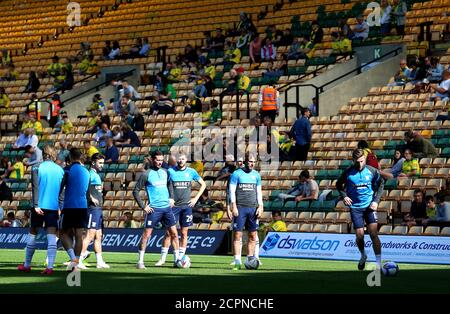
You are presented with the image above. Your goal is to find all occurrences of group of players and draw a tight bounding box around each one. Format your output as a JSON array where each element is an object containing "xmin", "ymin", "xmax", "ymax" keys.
[{"xmin": 17, "ymin": 142, "xmax": 385, "ymax": 274}]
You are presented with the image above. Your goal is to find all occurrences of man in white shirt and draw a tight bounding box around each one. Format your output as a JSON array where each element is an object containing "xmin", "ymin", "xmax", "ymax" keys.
[
  {"xmin": 353, "ymin": 16, "xmax": 369, "ymax": 40},
  {"xmin": 380, "ymin": 0, "xmax": 392, "ymax": 35},
  {"xmin": 430, "ymin": 70, "xmax": 450, "ymax": 101},
  {"xmin": 13, "ymin": 128, "xmax": 38, "ymax": 149}
]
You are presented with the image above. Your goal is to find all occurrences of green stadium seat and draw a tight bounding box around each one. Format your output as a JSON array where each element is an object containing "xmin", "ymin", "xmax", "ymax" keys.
[
  {"xmin": 384, "ymin": 178, "xmax": 398, "ymax": 190},
  {"xmin": 296, "ymin": 201, "xmax": 310, "ymax": 211},
  {"xmin": 441, "ymin": 147, "xmax": 450, "ymax": 158},
  {"xmin": 315, "ymin": 170, "xmax": 328, "ymax": 180},
  {"xmin": 284, "ymin": 201, "xmax": 297, "ymax": 210},
  {"xmin": 339, "ymin": 160, "xmax": 352, "ymax": 170}
]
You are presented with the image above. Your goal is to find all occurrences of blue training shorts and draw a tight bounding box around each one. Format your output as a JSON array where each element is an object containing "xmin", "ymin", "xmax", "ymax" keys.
[
  {"xmin": 87, "ymin": 207, "xmax": 103, "ymax": 230},
  {"xmin": 144, "ymin": 207, "xmax": 176, "ymax": 229},
  {"xmin": 172, "ymin": 206, "xmax": 193, "ymax": 228},
  {"xmin": 232, "ymin": 207, "xmax": 259, "ymax": 232},
  {"xmin": 351, "ymin": 207, "xmax": 378, "ymax": 229}
]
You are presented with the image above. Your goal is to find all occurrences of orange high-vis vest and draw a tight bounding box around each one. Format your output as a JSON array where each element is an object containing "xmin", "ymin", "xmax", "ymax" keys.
[{"xmin": 261, "ymin": 86, "xmax": 278, "ymax": 111}]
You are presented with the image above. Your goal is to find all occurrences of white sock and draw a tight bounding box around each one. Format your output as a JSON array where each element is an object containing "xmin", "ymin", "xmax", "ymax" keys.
[
  {"xmin": 173, "ymin": 250, "xmax": 179, "ymax": 262},
  {"xmin": 96, "ymin": 253, "xmax": 104, "ymax": 264},
  {"xmin": 138, "ymin": 250, "xmax": 145, "ymax": 264},
  {"xmin": 255, "ymin": 240, "xmax": 260, "ymax": 259},
  {"xmin": 46, "ymin": 234, "xmax": 57, "ymax": 269},
  {"xmin": 160, "ymin": 247, "xmax": 169, "ymax": 262},
  {"xmin": 376, "ymin": 254, "xmax": 381, "ymax": 266},
  {"xmin": 24, "ymin": 234, "xmax": 36, "ymax": 268},
  {"xmin": 234, "ymin": 255, "xmax": 241, "ymax": 264},
  {"xmin": 179, "ymin": 247, "xmax": 186, "ymax": 258},
  {"xmin": 67, "ymin": 248, "xmax": 76, "ymax": 261}
]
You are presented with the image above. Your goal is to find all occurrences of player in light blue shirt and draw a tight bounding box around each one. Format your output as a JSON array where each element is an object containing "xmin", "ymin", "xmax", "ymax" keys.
[
  {"xmin": 18, "ymin": 144, "xmax": 64, "ymax": 275},
  {"xmin": 155, "ymin": 153, "xmax": 206, "ymax": 266},
  {"xmin": 133, "ymin": 150, "xmax": 181, "ymax": 269}
]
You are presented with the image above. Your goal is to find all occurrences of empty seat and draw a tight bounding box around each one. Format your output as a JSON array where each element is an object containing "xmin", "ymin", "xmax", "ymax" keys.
[
  {"xmin": 287, "ymin": 223, "xmax": 300, "ymax": 231},
  {"xmin": 379, "ymin": 225, "xmax": 392, "ymax": 234},
  {"xmin": 423, "ymin": 226, "xmax": 440, "ymax": 236},
  {"xmin": 408, "ymin": 226, "xmax": 423, "ymax": 235},
  {"xmin": 440, "ymin": 227, "xmax": 450, "ymax": 236},
  {"xmin": 312, "ymin": 224, "xmax": 327, "ymax": 232},
  {"xmin": 327, "ymin": 224, "xmax": 343, "ymax": 233},
  {"xmin": 299, "ymin": 224, "xmax": 313, "ymax": 232},
  {"xmin": 392, "ymin": 226, "xmax": 408, "ymax": 235}
]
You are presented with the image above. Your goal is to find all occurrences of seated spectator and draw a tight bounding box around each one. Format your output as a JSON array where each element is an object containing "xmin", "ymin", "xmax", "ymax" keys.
[
  {"xmin": 8, "ymin": 156, "xmax": 24, "ymax": 180},
  {"xmin": 224, "ymin": 41, "xmax": 241, "ymax": 66},
  {"xmin": 0, "ymin": 87, "xmax": 11, "ymax": 110},
  {"xmin": 47, "ymin": 55, "xmax": 64, "ymax": 79},
  {"xmin": 423, "ymin": 194, "xmax": 450, "ymax": 226},
  {"xmin": 308, "ymin": 97, "xmax": 318, "ymax": 117},
  {"xmin": 380, "ymin": 149, "xmax": 405, "ymax": 179},
  {"xmin": 104, "ymin": 137, "xmax": 119, "ymax": 163},
  {"xmin": 393, "ymin": 59, "xmax": 412, "ymax": 85},
  {"xmin": 439, "ymin": 178, "xmax": 450, "ymax": 202},
  {"xmin": 115, "ymin": 124, "xmax": 141, "ymax": 148},
  {"xmin": 249, "ymin": 35, "xmax": 262, "ymax": 64},
  {"xmin": 427, "ymin": 56, "xmax": 445, "ymax": 83},
  {"xmin": 357, "ymin": 140, "xmax": 379, "ymax": 169},
  {"xmin": 164, "ymin": 62, "xmax": 182, "ymax": 82},
  {"xmin": 183, "ymin": 91, "xmax": 202, "ymax": 113},
  {"xmin": 265, "ymin": 25, "xmax": 283, "ymax": 41},
  {"xmin": 0, "ymin": 157, "xmax": 11, "ymax": 179},
  {"xmin": 13, "ymin": 128, "xmax": 38, "ymax": 149},
  {"xmin": 404, "ymin": 130, "xmax": 438, "ymax": 158},
  {"xmin": 277, "ymin": 170, "xmax": 318, "ymax": 202},
  {"xmin": 139, "ymin": 38, "xmax": 151, "ymax": 57},
  {"xmin": 20, "ymin": 211, "xmax": 30, "ymax": 228},
  {"xmin": 261, "ymin": 38, "xmax": 277, "ymax": 61},
  {"xmin": 210, "ymin": 28, "xmax": 226, "ymax": 52},
  {"xmin": 107, "ymin": 41, "xmax": 121, "ymax": 60},
  {"xmin": 429, "ymin": 70, "xmax": 450, "ymax": 101},
  {"xmin": 111, "ymin": 126, "xmax": 122, "ymax": 141},
  {"xmin": 276, "ymin": 28, "xmax": 294, "ymax": 47},
  {"xmin": 121, "ymin": 94, "xmax": 138, "ymax": 124},
  {"xmin": 339, "ymin": 18, "xmax": 354, "ymax": 40},
  {"xmin": 54, "ymin": 113, "xmax": 73, "ymax": 134},
  {"xmin": 1, "ymin": 64, "xmax": 19, "ymax": 81},
  {"xmin": 0, "ymin": 177, "xmax": 12, "ymax": 201},
  {"xmin": 56, "ymin": 139, "xmax": 70, "ymax": 167},
  {"xmin": 24, "ymin": 145, "xmax": 43, "ymax": 167},
  {"xmin": 86, "ymin": 94, "xmax": 106, "ymax": 117},
  {"xmin": 182, "ymin": 44, "xmax": 198, "ymax": 67},
  {"xmin": 102, "ymin": 41, "xmax": 112, "ymax": 59},
  {"xmin": 1, "ymin": 49, "xmax": 12, "ymax": 67},
  {"xmin": 121, "ymin": 80, "xmax": 141, "ymax": 100},
  {"xmin": 213, "ymin": 155, "xmax": 236, "ymax": 181},
  {"xmin": 131, "ymin": 111, "xmax": 145, "ymax": 132},
  {"xmin": 201, "ymin": 102, "xmax": 212, "ymax": 127},
  {"xmin": 26, "ymin": 116, "xmax": 42, "ymax": 135},
  {"xmin": 95, "ymin": 123, "xmax": 112, "ymax": 148},
  {"xmin": 150, "ymin": 91, "xmax": 175, "ymax": 115},
  {"xmin": 263, "ymin": 210, "xmax": 287, "ymax": 232},
  {"xmin": 129, "ymin": 38, "xmax": 142, "ymax": 58},
  {"xmin": 263, "ymin": 61, "xmax": 284, "ymax": 79},
  {"xmin": 352, "ymin": 15, "xmax": 370, "ymax": 40},
  {"xmin": 122, "ymin": 212, "xmax": 139, "ymax": 228},
  {"xmin": 380, "ymin": 0, "xmax": 392, "ymax": 36},
  {"xmin": 24, "ymin": 71, "xmax": 40, "ymax": 93},
  {"xmin": 399, "ymin": 149, "xmax": 420, "ymax": 177},
  {"xmin": 83, "ymin": 140, "xmax": 100, "ymax": 159},
  {"xmin": 209, "ymin": 99, "xmax": 222, "ymax": 126},
  {"xmin": 3, "ymin": 212, "xmax": 22, "ymax": 227},
  {"xmin": 193, "ymin": 189, "xmax": 221, "ymax": 223},
  {"xmin": 236, "ymin": 29, "xmax": 252, "ymax": 49},
  {"xmin": 203, "ymin": 75, "xmax": 215, "ymax": 97},
  {"xmin": 310, "ymin": 20, "xmax": 324, "ymax": 44},
  {"xmin": 194, "ymin": 78, "xmax": 208, "ymax": 98},
  {"xmin": 290, "ymin": 36, "xmax": 315, "ymax": 60},
  {"xmin": 78, "ymin": 54, "xmax": 99, "ymax": 75},
  {"xmin": 330, "ymin": 32, "xmax": 352, "ymax": 56},
  {"xmin": 263, "ymin": 116, "xmax": 294, "ymax": 161},
  {"xmin": 403, "ymin": 189, "xmax": 427, "ymax": 227}
]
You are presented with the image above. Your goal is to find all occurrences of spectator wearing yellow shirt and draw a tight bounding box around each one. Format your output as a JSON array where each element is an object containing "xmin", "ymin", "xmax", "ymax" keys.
[
  {"xmin": 8, "ymin": 156, "xmax": 24, "ymax": 180},
  {"xmin": 330, "ymin": 32, "xmax": 352, "ymax": 56},
  {"xmin": 201, "ymin": 102, "xmax": 212, "ymax": 127},
  {"xmin": 190, "ymin": 160, "xmax": 204, "ymax": 177},
  {"xmin": 31, "ymin": 117, "xmax": 43, "ymax": 135},
  {"xmin": 83, "ymin": 140, "xmax": 100, "ymax": 159},
  {"xmin": 399, "ymin": 149, "xmax": 420, "ymax": 177},
  {"xmin": 204, "ymin": 59, "xmax": 216, "ymax": 80},
  {"xmin": 55, "ymin": 114, "xmax": 73, "ymax": 134},
  {"xmin": 122, "ymin": 212, "xmax": 139, "ymax": 228},
  {"xmin": 0, "ymin": 87, "xmax": 11, "ymax": 110},
  {"xmin": 166, "ymin": 62, "xmax": 182, "ymax": 82},
  {"xmin": 224, "ymin": 41, "xmax": 241, "ymax": 66},
  {"xmin": 264, "ymin": 210, "xmax": 287, "ymax": 232}
]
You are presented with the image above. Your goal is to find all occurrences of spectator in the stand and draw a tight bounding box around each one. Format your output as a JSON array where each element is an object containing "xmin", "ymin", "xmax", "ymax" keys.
[
  {"xmin": 111, "ymin": 126, "xmax": 122, "ymax": 141},
  {"xmin": 202, "ymin": 31, "xmax": 213, "ymax": 51},
  {"xmin": 423, "ymin": 194, "xmax": 450, "ymax": 225},
  {"xmin": 102, "ymin": 41, "xmax": 112, "ymax": 59},
  {"xmin": 380, "ymin": 0, "xmax": 392, "ymax": 36},
  {"xmin": 276, "ymin": 28, "xmax": 294, "ymax": 47},
  {"xmin": 95, "ymin": 123, "xmax": 112, "ymax": 148},
  {"xmin": 429, "ymin": 70, "xmax": 450, "ymax": 101},
  {"xmin": 182, "ymin": 44, "xmax": 199, "ymax": 67},
  {"xmin": 8, "ymin": 156, "xmax": 24, "ymax": 180},
  {"xmin": 164, "ymin": 62, "xmax": 182, "ymax": 82},
  {"xmin": 215, "ymin": 155, "xmax": 236, "ymax": 182},
  {"xmin": 223, "ymin": 41, "xmax": 241, "ymax": 66},
  {"xmin": 266, "ymin": 25, "xmax": 283, "ymax": 41},
  {"xmin": 203, "ymin": 59, "xmax": 216, "ymax": 80},
  {"xmin": 131, "ymin": 111, "xmax": 145, "ymax": 132},
  {"xmin": 47, "ymin": 55, "xmax": 64, "ymax": 79},
  {"xmin": 115, "ymin": 124, "xmax": 141, "ymax": 148},
  {"xmin": 393, "ymin": 59, "xmax": 411, "ymax": 85},
  {"xmin": 404, "ymin": 130, "xmax": 438, "ymax": 158},
  {"xmin": 193, "ymin": 78, "xmax": 208, "ymax": 98},
  {"xmin": 357, "ymin": 140, "xmax": 379, "ymax": 169},
  {"xmin": 310, "ymin": 20, "xmax": 324, "ymax": 44},
  {"xmin": 13, "ymin": 128, "xmax": 38, "ymax": 149},
  {"xmin": 121, "ymin": 95, "xmax": 138, "ymax": 123},
  {"xmin": 139, "ymin": 38, "xmax": 151, "ymax": 57},
  {"xmin": 0, "ymin": 157, "xmax": 11, "ymax": 179},
  {"xmin": 399, "ymin": 149, "xmax": 420, "ymax": 177},
  {"xmin": 210, "ymin": 28, "xmax": 226, "ymax": 52},
  {"xmin": 29, "ymin": 116, "xmax": 42, "ymax": 135},
  {"xmin": 83, "ymin": 140, "xmax": 100, "ymax": 159},
  {"xmin": 24, "ymin": 145, "xmax": 43, "ymax": 167},
  {"xmin": 61, "ymin": 62, "xmax": 74, "ymax": 92},
  {"xmin": 21, "ymin": 211, "xmax": 30, "ymax": 228},
  {"xmin": 237, "ymin": 11, "xmax": 256, "ymax": 35},
  {"xmin": 440, "ymin": 179, "xmax": 450, "ymax": 202},
  {"xmin": 236, "ymin": 29, "xmax": 252, "ymax": 49},
  {"xmin": 391, "ymin": 0, "xmax": 407, "ymax": 36},
  {"xmin": 277, "ymin": 170, "xmax": 319, "ymax": 202},
  {"xmin": 0, "ymin": 176, "xmax": 12, "ymax": 201},
  {"xmin": 1, "ymin": 64, "xmax": 19, "ymax": 81},
  {"xmin": 203, "ymin": 75, "xmax": 215, "ymax": 97},
  {"xmin": 290, "ymin": 108, "xmax": 312, "ymax": 161},
  {"xmin": 249, "ymin": 34, "xmax": 262, "ymax": 64},
  {"xmin": 201, "ymin": 102, "xmax": 212, "ymax": 127},
  {"xmin": 129, "ymin": 38, "xmax": 143, "ymax": 58},
  {"xmin": 54, "ymin": 113, "xmax": 73, "ymax": 134},
  {"xmin": 295, "ymin": 36, "xmax": 315, "ymax": 60},
  {"xmin": 258, "ymin": 83, "xmax": 280, "ymax": 122},
  {"xmin": 56, "ymin": 139, "xmax": 70, "ymax": 167},
  {"xmin": 121, "ymin": 80, "xmax": 141, "ymax": 100},
  {"xmin": 261, "ymin": 38, "xmax": 277, "ymax": 61},
  {"xmin": 264, "ymin": 210, "xmax": 287, "ymax": 232},
  {"xmin": 86, "ymin": 94, "xmax": 106, "ymax": 117},
  {"xmin": 263, "ymin": 61, "xmax": 285, "ymax": 79},
  {"xmin": 107, "ymin": 41, "xmax": 121, "ymax": 60},
  {"xmin": 0, "ymin": 87, "xmax": 11, "ymax": 110},
  {"xmin": 209, "ymin": 99, "xmax": 222, "ymax": 126},
  {"xmin": 150, "ymin": 91, "xmax": 175, "ymax": 115},
  {"xmin": 427, "ymin": 57, "xmax": 445, "ymax": 83},
  {"xmin": 122, "ymin": 212, "xmax": 139, "ymax": 228},
  {"xmin": 47, "ymin": 94, "xmax": 61, "ymax": 128},
  {"xmin": 1, "ymin": 49, "xmax": 12, "ymax": 66},
  {"xmin": 403, "ymin": 189, "xmax": 427, "ymax": 227},
  {"xmin": 183, "ymin": 91, "xmax": 202, "ymax": 113},
  {"xmin": 24, "ymin": 71, "xmax": 40, "ymax": 93},
  {"xmin": 339, "ymin": 18, "xmax": 354, "ymax": 40},
  {"xmin": 4, "ymin": 212, "xmax": 22, "ymax": 227},
  {"xmin": 308, "ymin": 97, "xmax": 318, "ymax": 116},
  {"xmin": 330, "ymin": 32, "xmax": 352, "ymax": 56},
  {"xmin": 104, "ymin": 137, "xmax": 119, "ymax": 163},
  {"xmin": 352, "ymin": 15, "xmax": 370, "ymax": 40},
  {"xmin": 380, "ymin": 149, "xmax": 405, "ymax": 179}
]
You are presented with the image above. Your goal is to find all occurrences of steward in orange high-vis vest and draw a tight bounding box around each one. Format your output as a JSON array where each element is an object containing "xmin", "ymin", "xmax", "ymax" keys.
[{"xmin": 258, "ymin": 85, "xmax": 280, "ymax": 122}]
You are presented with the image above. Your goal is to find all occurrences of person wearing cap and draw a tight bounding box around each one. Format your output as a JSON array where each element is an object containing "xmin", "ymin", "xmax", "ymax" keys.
[{"xmin": 258, "ymin": 84, "xmax": 280, "ymax": 122}]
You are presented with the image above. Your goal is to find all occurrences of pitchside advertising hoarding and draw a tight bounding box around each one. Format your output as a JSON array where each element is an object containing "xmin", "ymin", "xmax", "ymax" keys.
[
  {"xmin": 260, "ymin": 232, "xmax": 450, "ymax": 265},
  {"xmin": 0, "ymin": 228, "xmax": 227, "ymax": 254}
]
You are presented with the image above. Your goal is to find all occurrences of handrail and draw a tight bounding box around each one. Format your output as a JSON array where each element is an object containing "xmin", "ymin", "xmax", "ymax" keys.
[
  {"xmin": 282, "ymin": 47, "xmax": 402, "ymax": 119},
  {"xmin": 219, "ymin": 88, "xmax": 251, "ymax": 120}
]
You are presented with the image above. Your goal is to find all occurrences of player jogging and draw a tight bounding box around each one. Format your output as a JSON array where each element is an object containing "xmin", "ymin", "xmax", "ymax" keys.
[
  {"xmin": 336, "ymin": 148, "xmax": 384, "ymax": 270},
  {"xmin": 228, "ymin": 153, "xmax": 263, "ymax": 270},
  {"xmin": 79, "ymin": 153, "xmax": 110, "ymax": 269},
  {"xmin": 133, "ymin": 150, "xmax": 181, "ymax": 269},
  {"xmin": 59, "ymin": 147, "xmax": 90, "ymax": 271},
  {"xmin": 155, "ymin": 153, "xmax": 206, "ymax": 266},
  {"xmin": 18, "ymin": 144, "xmax": 64, "ymax": 275}
]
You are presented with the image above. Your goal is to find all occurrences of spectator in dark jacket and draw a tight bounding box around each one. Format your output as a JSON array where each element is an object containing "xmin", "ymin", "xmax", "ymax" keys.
[
  {"xmin": 403, "ymin": 189, "xmax": 427, "ymax": 227},
  {"xmin": 290, "ymin": 108, "xmax": 312, "ymax": 161},
  {"xmin": 0, "ymin": 177, "xmax": 12, "ymax": 201},
  {"xmin": 310, "ymin": 21, "xmax": 324, "ymax": 44},
  {"xmin": 24, "ymin": 71, "xmax": 40, "ymax": 93},
  {"xmin": 131, "ymin": 111, "xmax": 145, "ymax": 131},
  {"xmin": 104, "ymin": 137, "xmax": 119, "ymax": 163},
  {"xmin": 404, "ymin": 130, "xmax": 438, "ymax": 158}
]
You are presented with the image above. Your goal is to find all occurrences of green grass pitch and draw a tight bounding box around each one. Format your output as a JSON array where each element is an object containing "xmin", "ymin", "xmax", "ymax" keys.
[{"xmin": 1, "ymin": 249, "xmax": 449, "ymax": 294}]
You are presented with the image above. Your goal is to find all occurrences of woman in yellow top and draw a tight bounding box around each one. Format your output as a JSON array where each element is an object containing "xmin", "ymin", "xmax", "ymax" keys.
[
  {"xmin": 331, "ymin": 32, "xmax": 352, "ymax": 55},
  {"xmin": 8, "ymin": 156, "xmax": 24, "ymax": 179},
  {"xmin": 399, "ymin": 149, "xmax": 420, "ymax": 177},
  {"xmin": 0, "ymin": 87, "xmax": 11, "ymax": 109}
]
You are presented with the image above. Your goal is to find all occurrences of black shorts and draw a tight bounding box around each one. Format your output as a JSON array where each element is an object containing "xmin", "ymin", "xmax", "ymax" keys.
[
  {"xmin": 30, "ymin": 209, "xmax": 59, "ymax": 229},
  {"xmin": 60, "ymin": 208, "xmax": 88, "ymax": 229}
]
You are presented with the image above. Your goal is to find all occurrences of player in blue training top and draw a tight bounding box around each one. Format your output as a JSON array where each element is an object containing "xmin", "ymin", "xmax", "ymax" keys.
[
  {"xmin": 133, "ymin": 150, "xmax": 181, "ymax": 269},
  {"xmin": 155, "ymin": 152, "xmax": 206, "ymax": 266},
  {"xmin": 18, "ymin": 144, "xmax": 64, "ymax": 275},
  {"xmin": 59, "ymin": 147, "xmax": 90, "ymax": 271},
  {"xmin": 337, "ymin": 148, "xmax": 384, "ymax": 270},
  {"xmin": 228, "ymin": 153, "xmax": 263, "ymax": 270},
  {"xmin": 78, "ymin": 153, "xmax": 110, "ymax": 269}
]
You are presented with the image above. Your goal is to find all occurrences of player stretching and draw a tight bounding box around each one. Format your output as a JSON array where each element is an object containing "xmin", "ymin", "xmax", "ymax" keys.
[
  {"xmin": 336, "ymin": 148, "xmax": 384, "ymax": 270},
  {"xmin": 229, "ymin": 153, "xmax": 263, "ymax": 270},
  {"xmin": 18, "ymin": 144, "xmax": 64, "ymax": 275},
  {"xmin": 79, "ymin": 153, "xmax": 110, "ymax": 269},
  {"xmin": 60, "ymin": 148, "xmax": 91, "ymax": 271},
  {"xmin": 134, "ymin": 151, "xmax": 181, "ymax": 269},
  {"xmin": 155, "ymin": 153, "xmax": 206, "ymax": 266}
]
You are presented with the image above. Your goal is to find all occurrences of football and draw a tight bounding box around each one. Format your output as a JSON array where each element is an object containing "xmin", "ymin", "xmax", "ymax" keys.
[
  {"xmin": 381, "ymin": 261, "xmax": 399, "ymax": 277},
  {"xmin": 177, "ymin": 255, "xmax": 191, "ymax": 269},
  {"xmin": 244, "ymin": 257, "xmax": 260, "ymax": 270}
]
